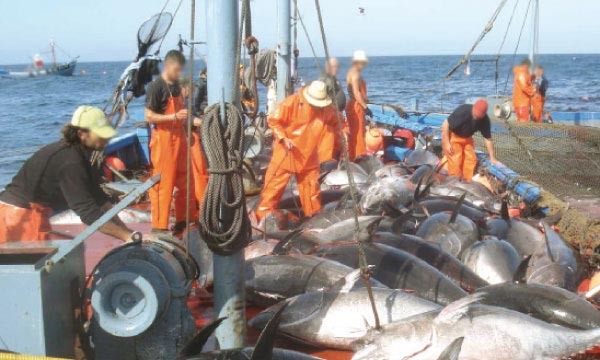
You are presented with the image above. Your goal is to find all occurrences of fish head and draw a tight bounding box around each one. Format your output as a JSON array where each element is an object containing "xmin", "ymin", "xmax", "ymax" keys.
[{"xmin": 360, "ymin": 177, "xmax": 415, "ymax": 215}]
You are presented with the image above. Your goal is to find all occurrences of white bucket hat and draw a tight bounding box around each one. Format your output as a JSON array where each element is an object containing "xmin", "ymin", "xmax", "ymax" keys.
[
  {"xmin": 303, "ymin": 80, "xmax": 332, "ymax": 108},
  {"xmin": 352, "ymin": 50, "xmax": 368, "ymax": 63}
]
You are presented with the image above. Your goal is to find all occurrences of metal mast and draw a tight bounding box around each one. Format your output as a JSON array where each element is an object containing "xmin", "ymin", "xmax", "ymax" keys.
[
  {"xmin": 277, "ymin": 0, "xmax": 292, "ymax": 103},
  {"xmin": 205, "ymin": 0, "xmax": 246, "ymax": 348},
  {"xmin": 529, "ymin": 0, "xmax": 540, "ymax": 67}
]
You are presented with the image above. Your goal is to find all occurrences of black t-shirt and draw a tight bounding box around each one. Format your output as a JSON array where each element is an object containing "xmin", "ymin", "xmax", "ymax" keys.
[
  {"xmin": 0, "ymin": 140, "xmax": 109, "ymax": 225},
  {"xmin": 145, "ymin": 77, "xmax": 182, "ymax": 114},
  {"xmin": 320, "ymin": 73, "xmax": 346, "ymax": 112},
  {"xmin": 194, "ymin": 78, "xmax": 208, "ymax": 117},
  {"xmin": 447, "ymin": 104, "xmax": 492, "ymax": 139}
]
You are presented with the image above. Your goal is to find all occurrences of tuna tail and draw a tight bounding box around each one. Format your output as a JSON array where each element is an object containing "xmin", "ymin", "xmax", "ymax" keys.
[
  {"xmin": 179, "ymin": 317, "xmax": 226, "ymax": 357},
  {"xmin": 272, "ymin": 229, "xmax": 303, "ymax": 255},
  {"xmin": 250, "ymin": 301, "xmax": 289, "ymax": 360},
  {"xmin": 437, "ymin": 337, "xmax": 465, "ymax": 360},
  {"xmin": 541, "ymin": 222, "xmax": 557, "ymax": 263},
  {"xmin": 436, "ymin": 293, "xmax": 485, "ymax": 325},
  {"xmin": 500, "ymin": 196, "xmax": 511, "ymax": 225},
  {"xmin": 513, "ymin": 255, "xmax": 532, "ymax": 283},
  {"xmin": 448, "ymin": 192, "xmax": 467, "ymax": 224}
]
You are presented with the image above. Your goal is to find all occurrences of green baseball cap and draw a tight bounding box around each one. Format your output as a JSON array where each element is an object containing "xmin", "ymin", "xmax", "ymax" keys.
[{"xmin": 71, "ymin": 105, "xmax": 117, "ymax": 139}]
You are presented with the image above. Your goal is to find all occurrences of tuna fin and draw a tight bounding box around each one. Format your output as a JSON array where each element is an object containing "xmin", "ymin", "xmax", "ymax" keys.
[
  {"xmin": 513, "ymin": 255, "xmax": 532, "ymax": 283},
  {"xmin": 435, "ymin": 293, "xmax": 484, "ymax": 325},
  {"xmin": 585, "ymin": 283, "xmax": 600, "ymax": 299},
  {"xmin": 500, "ymin": 197, "xmax": 511, "ymax": 224},
  {"xmin": 449, "ymin": 192, "xmax": 467, "ymax": 224},
  {"xmin": 541, "ymin": 223, "xmax": 557, "ymax": 263},
  {"xmin": 330, "ymin": 266, "xmax": 377, "ymax": 293},
  {"xmin": 250, "ymin": 301, "xmax": 288, "ymax": 360},
  {"xmin": 365, "ymin": 217, "xmax": 385, "ymax": 236},
  {"xmin": 272, "ymin": 229, "xmax": 303, "ymax": 255},
  {"xmin": 179, "ymin": 317, "xmax": 226, "ymax": 357},
  {"xmin": 437, "ymin": 337, "xmax": 465, "ymax": 360}
]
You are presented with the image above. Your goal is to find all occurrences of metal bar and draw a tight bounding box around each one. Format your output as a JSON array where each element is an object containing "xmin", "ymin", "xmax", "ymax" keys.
[
  {"xmin": 185, "ymin": 0, "xmax": 196, "ymax": 253},
  {"xmin": 529, "ymin": 0, "xmax": 539, "ymax": 67},
  {"xmin": 206, "ymin": 0, "xmax": 246, "ymax": 348},
  {"xmin": 277, "ymin": 0, "xmax": 291, "ymax": 103},
  {"xmin": 50, "ymin": 175, "xmax": 160, "ymax": 263}
]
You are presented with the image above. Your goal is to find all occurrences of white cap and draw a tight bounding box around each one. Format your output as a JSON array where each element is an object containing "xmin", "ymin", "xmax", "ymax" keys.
[{"xmin": 352, "ymin": 50, "xmax": 368, "ymax": 63}]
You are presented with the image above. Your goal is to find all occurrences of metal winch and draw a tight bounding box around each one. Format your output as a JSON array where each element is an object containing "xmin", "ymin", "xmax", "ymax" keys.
[{"xmin": 89, "ymin": 239, "xmax": 198, "ymax": 360}]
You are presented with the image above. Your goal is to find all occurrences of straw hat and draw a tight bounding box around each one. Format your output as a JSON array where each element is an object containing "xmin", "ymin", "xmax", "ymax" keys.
[
  {"xmin": 303, "ymin": 81, "xmax": 332, "ymax": 108},
  {"xmin": 352, "ymin": 50, "xmax": 368, "ymax": 63}
]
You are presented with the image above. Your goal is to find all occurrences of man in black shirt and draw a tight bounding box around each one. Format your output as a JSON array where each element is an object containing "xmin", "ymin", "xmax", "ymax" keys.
[
  {"xmin": 0, "ymin": 106, "xmax": 139, "ymax": 242},
  {"xmin": 441, "ymin": 99, "xmax": 498, "ymax": 181}
]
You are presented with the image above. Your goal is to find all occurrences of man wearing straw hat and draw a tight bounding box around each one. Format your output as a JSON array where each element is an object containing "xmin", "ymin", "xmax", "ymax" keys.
[{"xmin": 256, "ymin": 80, "xmax": 339, "ymax": 220}]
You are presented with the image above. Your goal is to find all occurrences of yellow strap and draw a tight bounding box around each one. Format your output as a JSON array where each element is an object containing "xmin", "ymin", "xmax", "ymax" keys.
[{"xmin": 0, "ymin": 355, "xmax": 72, "ymax": 360}]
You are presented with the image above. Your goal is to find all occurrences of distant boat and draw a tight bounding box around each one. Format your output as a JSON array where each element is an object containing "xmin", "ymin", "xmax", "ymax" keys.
[{"xmin": 0, "ymin": 39, "xmax": 78, "ymax": 78}]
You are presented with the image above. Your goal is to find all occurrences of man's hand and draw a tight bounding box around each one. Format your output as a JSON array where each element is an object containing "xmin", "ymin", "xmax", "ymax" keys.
[
  {"xmin": 193, "ymin": 117, "xmax": 202, "ymax": 127},
  {"xmin": 364, "ymin": 107, "xmax": 374, "ymax": 118},
  {"xmin": 281, "ymin": 137, "xmax": 295, "ymax": 151},
  {"xmin": 175, "ymin": 109, "xmax": 189, "ymax": 120},
  {"xmin": 489, "ymin": 157, "xmax": 500, "ymax": 165},
  {"xmin": 443, "ymin": 141, "xmax": 454, "ymax": 156}
]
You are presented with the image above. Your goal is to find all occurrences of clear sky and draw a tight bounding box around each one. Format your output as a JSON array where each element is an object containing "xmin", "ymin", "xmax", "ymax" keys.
[{"xmin": 1, "ymin": 0, "xmax": 599, "ymax": 64}]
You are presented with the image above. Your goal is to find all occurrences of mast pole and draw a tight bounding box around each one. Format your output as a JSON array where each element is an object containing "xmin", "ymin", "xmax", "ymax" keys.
[
  {"xmin": 529, "ymin": 0, "xmax": 539, "ymax": 68},
  {"xmin": 206, "ymin": 0, "xmax": 246, "ymax": 348},
  {"xmin": 277, "ymin": 0, "xmax": 292, "ymax": 103},
  {"xmin": 51, "ymin": 38, "xmax": 56, "ymax": 66}
]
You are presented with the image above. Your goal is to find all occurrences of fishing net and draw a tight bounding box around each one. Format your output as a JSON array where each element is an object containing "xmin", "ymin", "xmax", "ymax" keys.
[
  {"xmin": 137, "ymin": 13, "xmax": 174, "ymax": 56},
  {"xmin": 473, "ymin": 121, "xmax": 600, "ymax": 254}
]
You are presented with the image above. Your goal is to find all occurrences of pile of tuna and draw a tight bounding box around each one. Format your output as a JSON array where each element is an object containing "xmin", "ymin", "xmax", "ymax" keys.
[{"xmin": 216, "ymin": 150, "xmax": 600, "ymax": 359}]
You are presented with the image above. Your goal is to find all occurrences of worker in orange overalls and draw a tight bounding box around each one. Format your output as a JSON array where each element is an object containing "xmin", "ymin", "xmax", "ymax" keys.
[
  {"xmin": 346, "ymin": 50, "xmax": 372, "ymax": 160},
  {"xmin": 0, "ymin": 106, "xmax": 139, "ymax": 243},
  {"xmin": 145, "ymin": 50, "xmax": 198, "ymax": 238},
  {"xmin": 318, "ymin": 57, "xmax": 347, "ymax": 163},
  {"xmin": 442, "ymin": 99, "xmax": 499, "ymax": 182},
  {"xmin": 512, "ymin": 59, "xmax": 536, "ymax": 122},
  {"xmin": 180, "ymin": 76, "xmax": 209, "ymax": 212},
  {"xmin": 532, "ymin": 65, "xmax": 549, "ymax": 123},
  {"xmin": 256, "ymin": 81, "xmax": 338, "ymax": 220}
]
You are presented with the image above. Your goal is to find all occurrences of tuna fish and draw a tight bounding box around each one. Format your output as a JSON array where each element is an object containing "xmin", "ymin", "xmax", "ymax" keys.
[
  {"xmin": 321, "ymin": 165, "xmax": 369, "ymax": 190},
  {"xmin": 249, "ymin": 289, "xmax": 441, "ymax": 350},
  {"xmin": 415, "ymin": 211, "xmax": 479, "ymax": 258},
  {"xmin": 460, "ymin": 237, "xmax": 521, "ymax": 284},
  {"xmin": 372, "ymin": 232, "xmax": 488, "ymax": 292},
  {"xmin": 360, "ymin": 177, "xmax": 415, "ymax": 215},
  {"xmin": 405, "ymin": 149, "xmax": 439, "ymax": 168},
  {"xmin": 371, "ymin": 164, "xmax": 411, "ymax": 180},
  {"xmin": 475, "ymin": 282, "xmax": 600, "ymax": 330},
  {"xmin": 245, "ymin": 254, "xmax": 385, "ymax": 306},
  {"xmin": 354, "ymin": 154, "xmax": 385, "ymax": 176},
  {"xmin": 315, "ymin": 243, "xmax": 467, "ymax": 305},
  {"xmin": 526, "ymin": 222, "xmax": 580, "ymax": 291},
  {"xmin": 352, "ymin": 296, "xmax": 600, "ymax": 360},
  {"xmin": 182, "ymin": 304, "xmax": 322, "ymax": 360}
]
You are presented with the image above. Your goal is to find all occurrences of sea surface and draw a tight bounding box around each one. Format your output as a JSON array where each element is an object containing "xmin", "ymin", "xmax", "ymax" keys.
[{"xmin": 1, "ymin": 54, "xmax": 599, "ymax": 187}]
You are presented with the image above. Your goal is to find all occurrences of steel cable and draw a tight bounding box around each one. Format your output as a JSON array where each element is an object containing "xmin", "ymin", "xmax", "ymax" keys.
[{"xmin": 199, "ymin": 103, "xmax": 251, "ymax": 255}]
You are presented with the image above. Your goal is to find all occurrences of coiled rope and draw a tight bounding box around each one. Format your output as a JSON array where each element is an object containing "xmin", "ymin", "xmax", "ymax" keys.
[{"xmin": 199, "ymin": 103, "xmax": 251, "ymax": 255}]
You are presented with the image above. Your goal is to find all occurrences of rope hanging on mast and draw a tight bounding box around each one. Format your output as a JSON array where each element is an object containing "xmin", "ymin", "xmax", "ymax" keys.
[
  {"xmin": 445, "ymin": 0, "xmax": 509, "ymax": 80},
  {"xmin": 314, "ymin": 0, "xmax": 382, "ymax": 330}
]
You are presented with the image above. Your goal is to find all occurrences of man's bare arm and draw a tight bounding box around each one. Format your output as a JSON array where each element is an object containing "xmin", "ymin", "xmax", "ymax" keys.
[
  {"xmin": 442, "ymin": 119, "xmax": 453, "ymax": 156},
  {"xmin": 145, "ymin": 108, "xmax": 189, "ymax": 124},
  {"xmin": 350, "ymin": 72, "xmax": 367, "ymax": 109},
  {"xmin": 485, "ymin": 138, "xmax": 498, "ymax": 164}
]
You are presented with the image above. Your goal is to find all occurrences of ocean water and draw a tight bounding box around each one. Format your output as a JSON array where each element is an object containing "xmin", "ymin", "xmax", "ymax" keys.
[{"xmin": 0, "ymin": 54, "xmax": 598, "ymax": 187}]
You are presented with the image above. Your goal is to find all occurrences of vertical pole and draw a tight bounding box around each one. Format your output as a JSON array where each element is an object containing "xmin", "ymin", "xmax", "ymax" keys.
[
  {"xmin": 277, "ymin": 0, "xmax": 291, "ymax": 103},
  {"xmin": 206, "ymin": 0, "xmax": 246, "ymax": 349},
  {"xmin": 529, "ymin": 0, "xmax": 539, "ymax": 68}
]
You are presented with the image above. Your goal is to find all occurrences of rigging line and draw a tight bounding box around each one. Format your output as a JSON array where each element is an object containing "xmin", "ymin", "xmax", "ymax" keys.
[
  {"xmin": 314, "ymin": 0, "xmax": 381, "ymax": 330},
  {"xmin": 185, "ymin": 0, "xmax": 196, "ymax": 254},
  {"xmin": 157, "ymin": 0, "xmax": 184, "ymax": 53},
  {"xmin": 445, "ymin": 0, "xmax": 509, "ymax": 80},
  {"xmin": 502, "ymin": 0, "xmax": 532, "ymax": 95},
  {"xmin": 295, "ymin": 7, "xmax": 321, "ymax": 71},
  {"xmin": 496, "ymin": 0, "xmax": 521, "ymax": 58}
]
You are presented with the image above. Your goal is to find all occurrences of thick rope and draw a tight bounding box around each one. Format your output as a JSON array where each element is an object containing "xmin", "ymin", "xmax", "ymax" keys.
[
  {"xmin": 314, "ymin": 0, "xmax": 381, "ymax": 330},
  {"xmin": 199, "ymin": 103, "xmax": 251, "ymax": 255}
]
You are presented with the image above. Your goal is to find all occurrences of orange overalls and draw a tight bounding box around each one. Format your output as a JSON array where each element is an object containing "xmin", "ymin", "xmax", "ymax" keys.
[
  {"xmin": 512, "ymin": 65, "xmax": 536, "ymax": 122},
  {"xmin": 148, "ymin": 94, "xmax": 199, "ymax": 230},
  {"xmin": 446, "ymin": 133, "xmax": 477, "ymax": 181},
  {"xmin": 191, "ymin": 130, "xmax": 209, "ymax": 208},
  {"xmin": 531, "ymin": 93, "xmax": 545, "ymax": 123},
  {"xmin": 317, "ymin": 112, "xmax": 347, "ymax": 163},
  {"xmin": 346, "ymin": 80, "xmax": 368, "ymax": 160},
  {"xmin": 256, "ymin": 90, "xmax": 337, "ymax": 220},
  {"xmin": 0, "ymin": 202, "xmax": 52, "ymax": 243}
]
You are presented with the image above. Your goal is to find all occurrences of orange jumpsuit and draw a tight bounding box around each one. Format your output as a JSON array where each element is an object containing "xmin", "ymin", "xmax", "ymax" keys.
[
  {"xmin": 346, "ymin": 80, "xmax": 368, "ymax": 160},
  {"xmin": 512, "ymin": 65, "xmax": 536, "ymax": 122},
  {"xmin": 531, "ymin": 94, "xmax": 545, "ymax": 123},
  {"xmin": 256, "ymin": 90, "xmax": 338, "ymax": 220},
  {"xmin": 191, "ymin": 130, "xmax": 209, "ymax": 209},
  {"xmin": 317, "ymin": 112, "xmax": 347, "ymax": 163},
  {"xmin": 446, "ymin": 133, "xmax": 477, "ymax": 181},
  {"xmin": 148, "ymin": 95, "xmax": 199, "ymax": 230},
  {"xmin": 0, "ymin": 202, "xmax": 52, "ymax": 242}
]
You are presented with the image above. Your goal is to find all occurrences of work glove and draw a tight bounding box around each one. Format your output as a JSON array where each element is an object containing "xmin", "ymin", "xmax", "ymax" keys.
[{"xmin": 364, "ymin": 107, "xmax": 374, "ymax": 118}]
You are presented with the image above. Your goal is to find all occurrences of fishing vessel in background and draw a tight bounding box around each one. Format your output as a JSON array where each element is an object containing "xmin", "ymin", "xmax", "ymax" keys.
[{"xmin": 0, "ymin": 39, "xmax": 78, "ymax": 78}]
